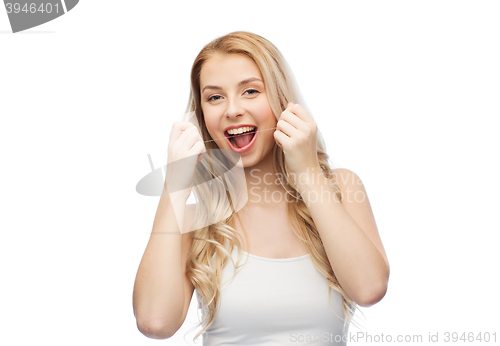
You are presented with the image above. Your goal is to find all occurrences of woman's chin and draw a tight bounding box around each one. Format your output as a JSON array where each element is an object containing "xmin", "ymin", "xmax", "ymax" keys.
[{"xmin": 234, "ymin": 157, "xmax": 248, "ymax": 168}]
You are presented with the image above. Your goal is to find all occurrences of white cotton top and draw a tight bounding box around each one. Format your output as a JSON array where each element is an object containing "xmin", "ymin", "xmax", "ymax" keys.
[{"xmin": 196, "ymin": 245, "xmax": 351, "ymax": 345}]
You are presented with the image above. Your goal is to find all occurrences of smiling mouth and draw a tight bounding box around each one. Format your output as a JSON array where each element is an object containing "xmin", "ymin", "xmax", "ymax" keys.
[{"xmin": 224, "ymin": 128, "xmax": 257, "ymax": 149}]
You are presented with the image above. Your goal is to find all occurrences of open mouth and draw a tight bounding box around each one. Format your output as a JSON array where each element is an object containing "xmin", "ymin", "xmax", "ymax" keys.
[{"xmin": 224, "ymin": 127, "xmax": 257, "ymax": 150}]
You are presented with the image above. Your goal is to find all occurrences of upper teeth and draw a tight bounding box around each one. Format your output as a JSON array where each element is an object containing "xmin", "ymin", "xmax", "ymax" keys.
[{"xmin": 227, "ymin": 126, "xmax": 255, "ymax": 135}]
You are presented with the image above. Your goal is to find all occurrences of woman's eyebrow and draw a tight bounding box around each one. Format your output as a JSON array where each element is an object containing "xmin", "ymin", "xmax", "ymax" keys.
[{"xmin": 201, "ymin": 77, "xmax": 263, "ymax": 93}]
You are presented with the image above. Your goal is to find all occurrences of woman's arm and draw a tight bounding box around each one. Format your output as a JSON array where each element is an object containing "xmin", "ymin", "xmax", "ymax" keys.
[
  {"xmin": 297, "ymin": 167, "xmax": 390, "ymax": 307},
  {"xmin": 133, "ymin": 186, "xmax": 195, "ymax": 339}
]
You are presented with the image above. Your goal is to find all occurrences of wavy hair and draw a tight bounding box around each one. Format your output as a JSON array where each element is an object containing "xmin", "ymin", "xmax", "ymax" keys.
[{"xmin": 182, "ymin": 31, "xmax": 362, "ymax": 342}]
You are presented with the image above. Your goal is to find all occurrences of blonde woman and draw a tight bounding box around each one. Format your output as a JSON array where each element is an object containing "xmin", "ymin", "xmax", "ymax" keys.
[{"xmin": 133, "ymin": 31, "xmax": 390, "ymax": 345}]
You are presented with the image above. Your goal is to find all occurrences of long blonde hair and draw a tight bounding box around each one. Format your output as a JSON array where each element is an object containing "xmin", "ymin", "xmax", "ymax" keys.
[{"xmin": 183, "ymin": 31, "xmax": 360, "ymax": 342}]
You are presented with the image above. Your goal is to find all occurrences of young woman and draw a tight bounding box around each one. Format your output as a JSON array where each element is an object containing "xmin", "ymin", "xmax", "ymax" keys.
[{"xmin": 133, "ymin": 31, "xmax": 390, "ymax": 345}]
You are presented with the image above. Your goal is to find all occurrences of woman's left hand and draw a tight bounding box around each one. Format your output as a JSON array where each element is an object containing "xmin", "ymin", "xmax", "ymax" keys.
[{"xmin": 274, "ymin": 102, "xmax": 321, "ymax": 178}]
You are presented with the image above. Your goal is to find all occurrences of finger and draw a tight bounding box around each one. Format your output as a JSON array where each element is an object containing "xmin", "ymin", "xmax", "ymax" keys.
[
  {"xmin": 188, "ymin": 134, "xmax": 206, "ymax": 152},
  {"xmin": 288, "ymin": 103, "xmax": 313, "ymax": 122},
  {"xmin": 189, "ymin": 141, "xmax": 207, "ymax": 162},
  {"xmin": 171, "ymin": 122, "xmax": 196, "ymax": 142},
  {"xmin": 171, "ymin": 126, "xmax": 197, "ymax": 153},
  {"xmin": 197, "ymin": 151, "xmax": 205, "ymax": 163},
  {"xmin": 277, "ymin": 119, "xmax": 299, "ymax": 138},
  {"xmin": 274, "ymin": 130, "xmax": 288, "ymax": 150},
  {"xmin": 279, "ymin": 110, "xmax": 302, "ymax": 130},
  {"xmin": 177, "ymin": 126, "xmax": 201, "ymax": 151}
]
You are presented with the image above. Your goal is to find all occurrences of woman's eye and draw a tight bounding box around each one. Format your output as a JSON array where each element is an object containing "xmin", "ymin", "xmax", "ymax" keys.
[
  {"xmin": 244, "ymin": 89, "xmax": 260, "ymax": 96},
  {"xmin": 207, "ymin": 95, "xmax": 222, "ymax": 102}
]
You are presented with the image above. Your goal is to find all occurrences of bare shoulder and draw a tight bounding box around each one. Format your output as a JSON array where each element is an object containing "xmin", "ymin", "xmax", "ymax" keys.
[
  {"xmin": 329, "ymin": 167, "xmax": 369, "ymax": 208},
  {"xmin": 330, "ymin": 168, "xmax": 363, "ymax": 199}
]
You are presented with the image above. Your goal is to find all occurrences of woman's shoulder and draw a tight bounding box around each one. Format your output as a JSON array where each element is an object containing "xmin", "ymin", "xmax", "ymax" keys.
[
  {"xmin": 330, "ymin": 167, "xmax": 361, "ymax": 184},
  {"xmin": 329, "ymin": 168, "xmax": 364, "ymax": 201}
]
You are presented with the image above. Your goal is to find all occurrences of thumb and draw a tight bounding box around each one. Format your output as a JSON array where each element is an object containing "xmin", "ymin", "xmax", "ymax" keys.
[{"xmin": 197, "ymin": 151, "xmax": 205, "ymax": 163}]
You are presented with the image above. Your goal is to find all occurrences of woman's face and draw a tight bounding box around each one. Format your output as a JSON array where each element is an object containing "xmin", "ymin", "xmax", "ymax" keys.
[{"xmin": 200, "ymin": 53, "xmax": 277, "ymax": 168}]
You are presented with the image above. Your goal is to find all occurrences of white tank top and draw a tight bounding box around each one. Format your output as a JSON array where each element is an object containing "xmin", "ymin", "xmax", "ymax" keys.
[{"xmin": 196, "ymin": 245, "xmax": 351, "ymax": 345}]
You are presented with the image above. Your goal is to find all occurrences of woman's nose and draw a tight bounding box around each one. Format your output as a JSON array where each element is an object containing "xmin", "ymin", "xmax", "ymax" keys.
[{"xmin": 224, "ymin": 98, "xmax": 244, "ymax": 119}]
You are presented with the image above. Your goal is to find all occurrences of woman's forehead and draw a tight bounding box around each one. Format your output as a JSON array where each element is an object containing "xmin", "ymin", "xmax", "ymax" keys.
[{"xmin": 200, "ymin": 54, "xmax": 263, "ymax": 86}]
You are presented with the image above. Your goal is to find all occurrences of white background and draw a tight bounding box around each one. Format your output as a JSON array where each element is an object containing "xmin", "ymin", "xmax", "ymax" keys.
[{"xmin": 1, "ymin": 1, "xmax": 499, "ymax": 345}]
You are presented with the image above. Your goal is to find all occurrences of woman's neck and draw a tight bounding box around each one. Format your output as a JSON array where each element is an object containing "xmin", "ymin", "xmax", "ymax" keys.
[{"xmin": 242, "ymin": 149, "xmax": 288, "ymax": 209}]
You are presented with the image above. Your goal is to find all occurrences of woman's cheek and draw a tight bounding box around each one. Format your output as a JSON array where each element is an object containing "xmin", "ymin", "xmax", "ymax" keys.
[
  {"xmin": 255, "ymin": 104, "xmax": 275, "ymax": 125},
  {"xmin": 203, "ymin": 112, "xmax": 218, "ymax": 134}
]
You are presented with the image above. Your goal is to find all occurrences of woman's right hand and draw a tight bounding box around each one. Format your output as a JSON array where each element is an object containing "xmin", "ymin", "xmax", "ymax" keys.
[{"xmin": 165, "ymin": 122, "xmax": 206, "ymax": 200}]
